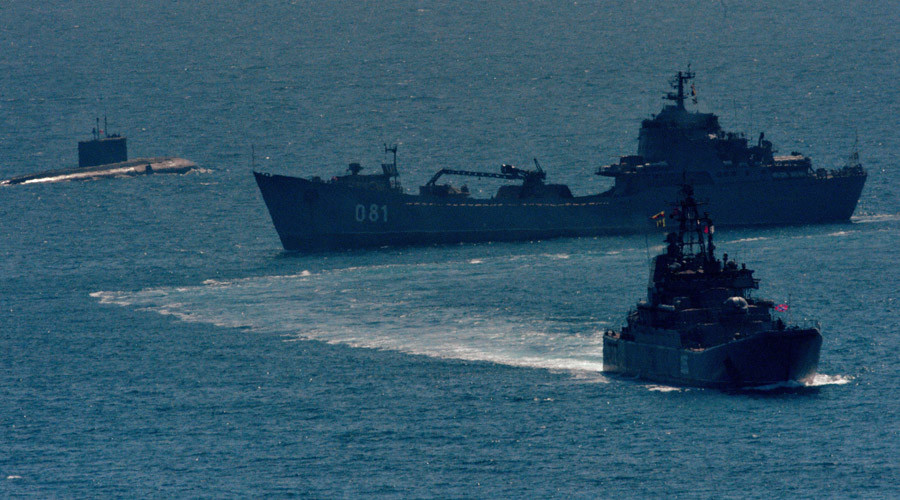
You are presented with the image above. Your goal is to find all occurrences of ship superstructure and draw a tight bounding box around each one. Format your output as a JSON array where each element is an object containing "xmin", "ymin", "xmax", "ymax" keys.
[{"xmin": 597, "ymin": 70, "xmax": 866, "ymax": 206}]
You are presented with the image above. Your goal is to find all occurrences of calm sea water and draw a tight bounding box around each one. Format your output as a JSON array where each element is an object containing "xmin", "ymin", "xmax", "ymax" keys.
[{"xmin": 2, "ymin": 1, "xmax": 898, "ymax": 497}]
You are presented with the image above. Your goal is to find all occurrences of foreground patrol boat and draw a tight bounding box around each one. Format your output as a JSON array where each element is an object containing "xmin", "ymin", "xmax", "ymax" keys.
[
  {"xmin": 254, "ymin": 71, "xmax": 866, "ymax": 251},
  {"xmin": 602, "ymin": 186, "xmax": 822, "ymax": 388},
  {"xmin": 2, "ymin": 119, "xmax": 197, "ymax": 186}
]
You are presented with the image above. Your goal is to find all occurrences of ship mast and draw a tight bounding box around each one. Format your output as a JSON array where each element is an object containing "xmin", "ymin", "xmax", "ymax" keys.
[
  {"xmin": 671, "ymin": 184, "xmax": 715, "ymax": 266},
  {"xmin": 666, "ymin": 69, "xmax": 695, "ymax": 110}
]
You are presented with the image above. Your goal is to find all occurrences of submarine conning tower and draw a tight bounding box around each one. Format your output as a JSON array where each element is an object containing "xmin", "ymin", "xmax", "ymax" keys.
[{"xmin": 78, "ymin": 117, "xmax": 127, "ymax": 168}]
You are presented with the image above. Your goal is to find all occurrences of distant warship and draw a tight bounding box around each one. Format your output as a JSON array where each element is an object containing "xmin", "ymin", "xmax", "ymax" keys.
[
  {"xmin": 602, "ymin": 185, "xmax": 822, "ymax": 388},
  {"xmin": 1, "ymin": 118, "xmax": 197, "ymax": 186},
  {"xmin": 254, "ymin": 70, "xmax": 866, "ymax": 251}
]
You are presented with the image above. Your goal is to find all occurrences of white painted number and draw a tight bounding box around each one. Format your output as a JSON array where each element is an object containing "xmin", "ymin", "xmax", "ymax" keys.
[{"xmin": 355, "ymin": 204, "xmax": 387, "ymax": 222}]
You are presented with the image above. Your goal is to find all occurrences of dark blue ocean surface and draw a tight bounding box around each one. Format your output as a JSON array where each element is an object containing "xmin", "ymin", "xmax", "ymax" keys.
[{"xmin": 2, "ymin": 1, "xmax": 898, "ymax": 497}]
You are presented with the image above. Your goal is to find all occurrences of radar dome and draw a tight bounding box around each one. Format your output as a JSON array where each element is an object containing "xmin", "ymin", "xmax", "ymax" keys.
[{"xmin": 724, "ymin": 296, "xmax": 749, "ymax": 312}]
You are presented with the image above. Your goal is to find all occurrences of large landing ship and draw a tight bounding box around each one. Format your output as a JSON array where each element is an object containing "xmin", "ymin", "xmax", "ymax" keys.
[{"xmin": 255, "ymin": 71, "xmax": 865, "ymax": 251}]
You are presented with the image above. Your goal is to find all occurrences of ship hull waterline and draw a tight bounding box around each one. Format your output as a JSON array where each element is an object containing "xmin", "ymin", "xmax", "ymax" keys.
[
  {"xmin": 254, "ymin": 172, "xmax": 866, "ymax": 251},
  {"xmin": 602, "ymin": 328, "xmax": 823, "ymax": 389}
]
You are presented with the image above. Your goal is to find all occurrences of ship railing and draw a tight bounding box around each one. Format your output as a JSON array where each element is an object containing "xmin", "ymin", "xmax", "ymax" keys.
[
  {"xmin": 791, "ymin": 319, "xmax": 821, "ymax": 331},
  {"xmin": 831, "ymin": 164, "xmax": 866, "ymax": 177}
]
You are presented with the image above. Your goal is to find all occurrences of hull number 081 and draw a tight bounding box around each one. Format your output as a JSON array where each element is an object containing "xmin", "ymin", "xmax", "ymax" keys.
[{"xmin": 355, "ymin": 204, "xmax": 388, "ymax": 222}]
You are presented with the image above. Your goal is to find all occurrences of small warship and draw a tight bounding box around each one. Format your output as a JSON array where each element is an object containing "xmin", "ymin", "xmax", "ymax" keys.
[
  {"xmin": 254, "ymin": 71, "xmax": 866, "ymax": 251},
  {"xmin": 602, "ymin": 186, "xmax": 822, "ymax": 388},
  {"xmin": 1, "ymin": 118, "xmax": 197, "ymax": 186}
]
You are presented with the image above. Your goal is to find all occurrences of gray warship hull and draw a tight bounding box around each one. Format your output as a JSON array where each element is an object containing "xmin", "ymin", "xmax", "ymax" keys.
[
  {"xmin": 602, "ymin": 328, "xmax": 822, "ymax": 388},
  {"xmin": 254, "ymin": 171, "xmax": 865, "ymax": 251}
]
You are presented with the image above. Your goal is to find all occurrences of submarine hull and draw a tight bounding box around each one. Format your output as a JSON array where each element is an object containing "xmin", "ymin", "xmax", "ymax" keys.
[
  {"xmin": 602, "ymin": 328, "xmax": 822, "ymax": 388},
  {"xmin": 254, "ymin": 171, "xmax": 866, "ymax": 251},
  {"xmin": 1, "ymin": 157, "xmax": 198, "ymax": 186}
]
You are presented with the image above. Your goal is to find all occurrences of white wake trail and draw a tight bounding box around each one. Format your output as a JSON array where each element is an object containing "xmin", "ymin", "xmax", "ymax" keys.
[{"xmin": 92, "ymin": 264, "xmax": 608, "ymax": 375}]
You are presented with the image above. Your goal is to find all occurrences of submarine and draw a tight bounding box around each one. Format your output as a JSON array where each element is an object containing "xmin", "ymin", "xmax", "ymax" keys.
[{"xmin": 1, "ymin": 118, "xmax": 198, "ymax": 186}]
